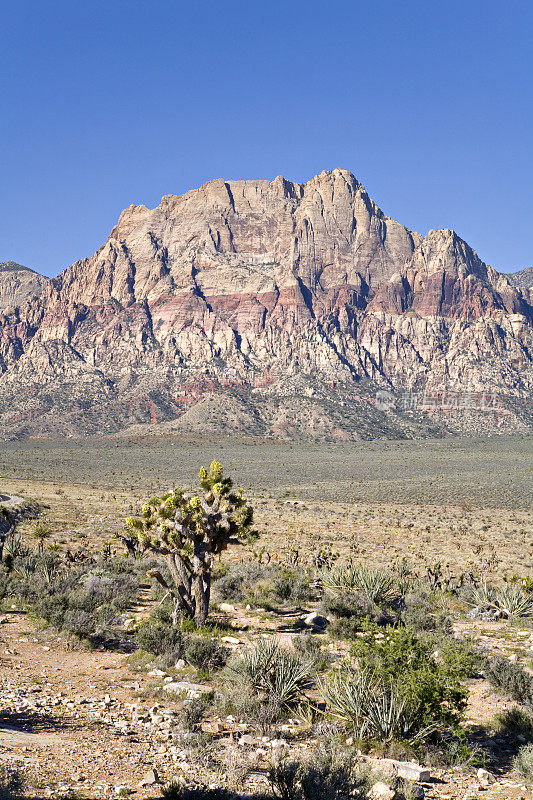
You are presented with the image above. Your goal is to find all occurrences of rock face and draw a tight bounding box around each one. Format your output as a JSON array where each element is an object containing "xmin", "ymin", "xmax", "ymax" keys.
[
  {"xmin": 0, "ymin": 262, "xmax": 48, "ymax": 311},
  {"xmin": 1, "ymin": 169, "xmax": 532, "ymax": 439},
  {"xmin": 509, "ymin": 267, "xmax": 533, "ymax": 305}
]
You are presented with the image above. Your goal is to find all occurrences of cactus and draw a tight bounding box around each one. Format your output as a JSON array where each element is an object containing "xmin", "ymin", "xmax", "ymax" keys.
[{"xmin": 126, "ymin": 461, "xmax": 256, "ymax": 625}]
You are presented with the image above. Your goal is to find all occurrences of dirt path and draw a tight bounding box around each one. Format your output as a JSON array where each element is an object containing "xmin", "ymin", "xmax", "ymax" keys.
[{"xmin": 0, "ymin": 493, "xmax": 24, "ymax": 509}]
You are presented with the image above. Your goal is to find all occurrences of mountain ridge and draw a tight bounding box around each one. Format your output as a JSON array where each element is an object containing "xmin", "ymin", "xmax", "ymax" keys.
[{"xmin": 1, "ymin": 168, "xmax": 531, "ymax": 440}]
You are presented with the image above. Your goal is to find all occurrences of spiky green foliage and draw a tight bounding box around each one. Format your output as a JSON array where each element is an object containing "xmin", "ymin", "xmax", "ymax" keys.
[
  {"xmin": 126, "ymin": 461, "xmax": 256, "ymax": 624},
  {"xmin": 227, "ymin": 637, "xmax": 314, "ymax": 709},
  {"xmin": 320, "ymin": 627, "xmax": 469, "ymax": 743},
  {"xmin": 321, "ymin": 564, "xmax": 397, "ymax": 605},
  {"xmin": 469, "ymin": 581, "xmax": 533, "ymax": 618}
]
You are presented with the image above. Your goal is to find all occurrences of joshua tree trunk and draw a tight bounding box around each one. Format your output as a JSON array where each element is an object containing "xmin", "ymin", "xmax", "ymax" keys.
[{"xmin": 193, "ymin": 572, "xmax": 211, "ymax": 626}]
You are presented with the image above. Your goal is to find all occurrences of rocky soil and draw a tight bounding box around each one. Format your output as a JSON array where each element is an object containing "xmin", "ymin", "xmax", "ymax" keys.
[{"xmin": 1, "ymin": 606, "xmax": 533, "ymax": 800}]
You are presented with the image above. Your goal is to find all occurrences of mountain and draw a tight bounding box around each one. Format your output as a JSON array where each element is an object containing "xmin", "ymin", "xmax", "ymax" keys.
[
  {"xmin": 1, "ymin": 169, "xmax": 532, "ymax": 440},
  {"xmin": 0, "ymin": 261, "xmax": 48, "ymax": 311},
  {"xmin": 509, "ymin": 267, "xmax": 533, "ymax": 306},
  {"xmin": 509, "ymin": 267, "xmax": 533, "ymax": 288}
]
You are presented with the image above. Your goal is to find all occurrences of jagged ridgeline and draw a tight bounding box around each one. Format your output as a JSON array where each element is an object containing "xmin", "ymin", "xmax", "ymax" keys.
[{"xmin": 0, "ymin": 169, "xmax": 531, "ymax": 440}]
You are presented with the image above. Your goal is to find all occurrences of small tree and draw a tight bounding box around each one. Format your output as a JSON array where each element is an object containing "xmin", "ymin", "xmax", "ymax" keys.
[{"xmin": 126, "ymin": 461, "xmax": 256, "ymax": 625}]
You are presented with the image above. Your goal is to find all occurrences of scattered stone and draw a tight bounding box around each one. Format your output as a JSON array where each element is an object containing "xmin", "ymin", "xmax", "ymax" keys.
[
  {"xmin": 239, "ymin": 734, "xmax": 258, "ymax": 746},
  {"xmin": 139, "ymin": 768, "xmax": 159, "ymax": 786},
  {"xmin": 162, "ymin": 681, "xmax": 211, "ymax": 698},
  {"xmin": 477, "ymin": 768, "xmax": 495, "ymax": 786},
  {"xmin": 368, "ymin": 782, "xmax": 396, "ymax": 800},
  {"xmin": 270, "ymin": 739, "xmax": 288, "ymax": 749},
  {"xmin": 303, "ymin": 612, "xmax": 329, "ymax": 628},
  {"xmin": 467, "ymin": 605, "xmax": 503, "ymax": 621},
  {"xmin": 219, "ymin": 603, "xmax": 235, "ymax": 612},
  {"xmin": 175, "ymin": 659, "xmax": 186, "ymax": 669},
  {"xmin": 221, "ymin": 636, "xmax": 241, "ymax": 644}
]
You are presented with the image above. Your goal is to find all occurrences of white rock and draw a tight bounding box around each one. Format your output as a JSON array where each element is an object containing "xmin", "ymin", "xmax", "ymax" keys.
[
  {"xmin": 162, "ymin": 681, "xmax": 211, "ymax": 698},
  {"xmin": 368, "ymin": 782, "xmax": 396, "ymax": 800},
  {"xmin": 139, "ymin": 768, "xmax": 159, "ymax": 786}
]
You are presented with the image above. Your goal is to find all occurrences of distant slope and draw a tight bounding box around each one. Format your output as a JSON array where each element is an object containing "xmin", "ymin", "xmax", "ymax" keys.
[
  {"xmin": 509, "ymin": 266, "xmax": 533, "ymax": 288},
  {"xmin": 0, "ymin": 261, "xmax": 48, "ymax": 311}
]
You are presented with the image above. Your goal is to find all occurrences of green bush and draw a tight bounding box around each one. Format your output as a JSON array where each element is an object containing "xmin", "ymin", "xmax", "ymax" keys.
[
  {"xmin": 268, "ymin": 744, "xmax": 370, "ymax": 800},
  {"xmin": 270, "ymin": 567, "xmax": 313, "ymax": 606},
  {"xmin": 185, "ymin": 637, "xmax": 229, "ymax": 672},
  {"xmin": 213, "ymin": 562, "xmax": 265, "ymax": 603},
  {"xmin": 514, "ymin": 743, "xmax": 533, "ymax": 783},
  {"xmin": 483, "ymin": 656, "xmax": 533, "ymax": 709},
  {"xmin": 321, "ymin": 627, "xmax": 468, "ymax": 743},
  {"xmin": 350, "ymin": 628, "xmax": 469, "ymax": 729},
  {"xmin": 135, "ymin": 620, "xmax": 185, "ymax": 661},
  {"xmin": 496, "ymin": 707, "xmax": 533, "ymax": 743},
  {"xmin": 4, "ymin": 547, "xmax": 144, "ymax": 642},
  {"xmin": 179, "ymin": 697, "xmax": 211, "ymax": 732},
  {"xmin": 162, "ymin": 784, "xmax": 238, "ymax": 800},
  {"xmin": 292, "ymin": 634, "xmax": 331, "ymax": 672},
  {"xmin": 401, "ymin": 591, "xmax": 452, "ymax": 634}
]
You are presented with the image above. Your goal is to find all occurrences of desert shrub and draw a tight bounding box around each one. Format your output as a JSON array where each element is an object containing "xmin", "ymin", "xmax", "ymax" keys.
[
  {"xmin": 227, "ymin": 637, "xmax": 314, "ymax": 709},
  {"xmin": 0, "ymin": 766, "xmax": 24, "ymax": 800},
  {"xmin": 4, "ymin": 546, "xmax": 142, "ymax": 642},
  {"xmin": 351, "ymin": 628, "xmax": 469, "ymax": 727},
  {"xmin": 292, "ymin": 634, "xmax": 331, "ymax": 672},
  {"xmin": 420, "ymin": 732, "xmax": 485, "ymax": 768},
  {"xmin": 321, "ymin": 627, "xmax": 468, "ymax": 742},
  {"xmin": 514, "ymin": 743, "xmax": 533, "ymax": 783},
  {"xmin": 213, "ymin": 561, "xmax": 266, "ymax": 603},
  {"xmin": 179, "ymin": 697, "xmax": 211, "ymax": 732},
  {"xmin": 135, "ymin": 619, "xmax": 186, "ymax": 662},
  {"xmin": 496, "ymin": 707, "xmax": 533, "ymax": 743},
  {"xmin": 268, "ymin": 744, "xmax": 370, "ymax": 800},
  {"xmin": 162, "ymin": 786, "xmax": 238, "ymax": 800},
  {"xmin": 270, "ymin": 567, "xmax": 313, "ymax": 606},
  {"xmin": 185, "ymin": 637, "xmax": 229, "ymax": 672},
  {"xmin": 322, "ymin": 592, "xmax": 392, "ymax": 638},
  {"xmin": 483, "ymin": 655, "xmax": 533, "ymax": 709},
  {"xmin": 401, "ymin": 591, "xmax": 452, "ymax": 634}
]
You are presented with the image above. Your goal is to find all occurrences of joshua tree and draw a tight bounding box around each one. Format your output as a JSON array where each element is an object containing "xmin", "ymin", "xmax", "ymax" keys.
[
  {"xmin": 0, "ymin": 506, "xmax": 14, "ymax": 563},
  {"xmin": 126, "ymin": 461, "xmax": 256, "ymax": 625}
]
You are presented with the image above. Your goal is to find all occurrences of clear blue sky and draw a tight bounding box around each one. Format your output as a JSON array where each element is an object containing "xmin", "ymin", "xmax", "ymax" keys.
[{"xmin": 1, "ymin": 0, "xmax": 531, "ymax": 277}]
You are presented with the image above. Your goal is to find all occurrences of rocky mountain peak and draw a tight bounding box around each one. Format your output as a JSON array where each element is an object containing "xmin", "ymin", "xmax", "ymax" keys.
[{"xmin": 0, "ymin": 170, "xmax": 531, "ymax": 440}]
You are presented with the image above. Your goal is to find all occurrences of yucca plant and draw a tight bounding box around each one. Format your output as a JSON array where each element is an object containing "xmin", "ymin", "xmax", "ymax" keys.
[
  {"xmin": 468, "ymin": 581, "xmax": 533, "ymax": 618},
  {"xmin": 228, "ymin": 637, "xmax": 314, "ymax": 709},
  {"xmin": 497, "ymin": 584, "xmax": 533, "ymax": 618},
  {"xmin": 321, "ymin": 565, "xmax": 397, "ymax": 606},
  {"xmin": 318, "ymin": 666, "xmax": 373, "ymax": 738},
  {"xmin": 469, "ymin": 581, "xmax": 498, "ymax": 606},
  {"xmin": 320, "ymin": 566, "xmax": 359, "ymax": 593},
  {"xmin": 355, "ymin": 567, "xmax": 397, "ymax": 605}
]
